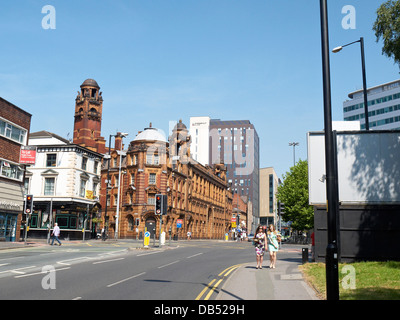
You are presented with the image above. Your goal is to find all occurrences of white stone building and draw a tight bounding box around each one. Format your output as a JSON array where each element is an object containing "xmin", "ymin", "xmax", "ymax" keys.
[{"xmin": 24, "ymin": 131, "xmax": 102, "ymax": 239}]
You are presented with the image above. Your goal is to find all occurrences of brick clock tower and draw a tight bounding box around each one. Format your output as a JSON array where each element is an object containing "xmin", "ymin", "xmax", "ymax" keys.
[{"xmin": 73, "ymin": 79, "xmax": 106, "ymax": 154}]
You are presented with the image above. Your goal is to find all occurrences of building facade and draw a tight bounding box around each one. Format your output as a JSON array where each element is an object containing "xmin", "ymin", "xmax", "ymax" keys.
[
  {"xmin": 25, "ymin": 131, "xmax": 102, "ymax": 239},
  {"xmin": 101, "ymin": 121, "xmax": 233, "ymax": 240},
  {"xmin": 190, "ymin": 117, "xmax": 260, "ymax": 233},
  {"xmin": 259, "ymin": 167, "xmax": 279, "ymax": 227},
  {"xmin": 0, "ymin": 97, "xmax": 31, "ymax": 242},
  {"xmin": 343, "ymin": 79, "xmax": 400, "ymax": 130}
]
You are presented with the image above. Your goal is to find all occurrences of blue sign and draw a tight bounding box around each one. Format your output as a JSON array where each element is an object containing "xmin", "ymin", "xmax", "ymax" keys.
[
  {"xmin": 177, "ymin": 223, "xmax": 182, "ymax": 229},
  {"xmin": 144, "ymin": 231, "xmax": 150, "ymax": 238}
]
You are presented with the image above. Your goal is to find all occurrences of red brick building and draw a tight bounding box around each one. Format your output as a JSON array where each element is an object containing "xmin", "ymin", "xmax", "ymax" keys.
[
  {"xmin": 0, "ymin": 97, "xmax": 32, "ymax": 242},
  {"xmin": 101, "ymin": 121, "xmax": 233, "ymax": 240}
]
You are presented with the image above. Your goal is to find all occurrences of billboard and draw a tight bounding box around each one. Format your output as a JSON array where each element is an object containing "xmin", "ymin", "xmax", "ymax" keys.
[
  {"xmin": 308, "ymin": 130, "xmax": 400, "ymax": 205},
  {"xmin": 19, "ymin": 146, "xmax": 37, "ymax": 164}
]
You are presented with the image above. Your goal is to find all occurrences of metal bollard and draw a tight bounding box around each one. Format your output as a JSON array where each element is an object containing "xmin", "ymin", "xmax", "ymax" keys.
[{"xmin": 302, "ymin": 248, "xmax": 309, "ymax": 264}]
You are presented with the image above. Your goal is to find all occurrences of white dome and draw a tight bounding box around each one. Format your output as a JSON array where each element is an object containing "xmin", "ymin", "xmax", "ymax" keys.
[{"xmin": 133, "ymin": 128, "xmax": 167, "ymax": 142}]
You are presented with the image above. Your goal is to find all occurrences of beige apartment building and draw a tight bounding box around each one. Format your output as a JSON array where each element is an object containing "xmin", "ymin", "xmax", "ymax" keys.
[{"xmin": 259, "ymin": 167, "xmax": 279, "ymax": 227}]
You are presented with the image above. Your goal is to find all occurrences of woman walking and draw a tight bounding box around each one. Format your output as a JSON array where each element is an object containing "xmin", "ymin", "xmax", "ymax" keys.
[
  {"xmin": 254, "ymin": 225, "xmax": 267, "ymax": 269},
  {"xmin": 267, "ymin": 224, "xmax": 280, "ymax": 268}
]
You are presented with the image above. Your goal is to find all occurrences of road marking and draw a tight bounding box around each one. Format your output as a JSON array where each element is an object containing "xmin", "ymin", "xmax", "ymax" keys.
[
  {"xmin": 107, "ymin": 272, "xmax": 146, "ymax": 288},
  {"xmin": 57, "ymin": 257, "xmax": 90, "ymax": 266},
  {"xmin": 137, "ymin": 250, "xmax": 164, "ymax": 257},
  {"xmin": 204, "ymin": 279, "xmax": 223, "ymax": 300},
  {"xmin": 218, "ymin": 264, "xmax": 240, "ymax": 277},
  {"xmin": 14, "ymin": 267, "xmax": 71, "ymax": 278},
  {"xmin": 158, "ymin": 260, "xmax": 179, "ymax": 269},
  {"xmin": 93, "ymin": 257, "xmax": 125, "ymax": 265},
  {"xmin": 196, "ymin": 264, "xmax": 241, "ymax": 300},
  {"xmin": 187, "ymin": 253, "xmax": 203, "ymax": 259},
  {"xmin": 72, "ymin": 296, "xmax": 82, "ymax": 300},
  {"xmin": 7, "ymin": 266, "xmax": 36, "ymax": 275},
  {"xmin": 0, "ymin": 263, "xmax": 10, "ymax": 267},
  {"xmin": 195, "ymin": 279, "xmax": 216, "ymax": 300}
]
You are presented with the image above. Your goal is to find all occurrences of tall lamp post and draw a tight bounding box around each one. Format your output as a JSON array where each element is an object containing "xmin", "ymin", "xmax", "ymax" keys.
[
  {"xmin": 319, "ymin": 0, "xmax": 340, "ymax": 300},
  {"xmin": 332, "ymin": 37, "xmax": 369, "ymax": 130},
  {"xmin": 288, "ymin": 142, "xmax": 299, "ymax": 166}
]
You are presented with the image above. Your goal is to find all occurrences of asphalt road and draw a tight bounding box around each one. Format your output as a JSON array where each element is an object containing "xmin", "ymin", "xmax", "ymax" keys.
[{"xmin": 0, "ymin": 240, "xmax": 254, "ymax": 300}]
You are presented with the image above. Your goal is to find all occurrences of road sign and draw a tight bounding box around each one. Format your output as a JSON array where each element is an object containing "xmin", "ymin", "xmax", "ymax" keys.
[
  {"xmin": 177, "ymin": 219, "xmax": 183, "ymax": 228},
  {"xmin": 144, "ymin": 231, "xmax": 150, "ymax": 247}
]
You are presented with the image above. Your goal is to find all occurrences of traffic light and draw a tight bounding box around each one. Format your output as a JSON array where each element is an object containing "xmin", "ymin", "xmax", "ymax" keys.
[
  {"xmin": 25, "ymin": 194, "xmax": 33, "ymax": 214},
  {"xmin": 155, "ymin": 194, "xmax": 162, "ymax": 215},
  {"xmin": 278, "ymin": 201, "xmax": 285, "ymax": 215},
  {"xmin": 155, "ymin": 194, "xmax": 168, "ymax": 215}
]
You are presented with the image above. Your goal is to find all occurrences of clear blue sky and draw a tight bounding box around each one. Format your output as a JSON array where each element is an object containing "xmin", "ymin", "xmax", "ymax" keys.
[{"xmin": 1, "ymin": 0, "xmax": 399, "ymax": 178}]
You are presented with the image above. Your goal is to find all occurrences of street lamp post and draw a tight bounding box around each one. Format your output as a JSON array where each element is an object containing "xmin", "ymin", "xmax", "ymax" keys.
[
  {"xmin": 332, "ymin": 37, "xmax": 369, "ymax": 130},
  {"xmin": 288, "ymin": 142, "xmax": 299, "ymax": 166},
  {"xmin": 319, "ymin": 0, "xmax": 340, "ymax": 300}
]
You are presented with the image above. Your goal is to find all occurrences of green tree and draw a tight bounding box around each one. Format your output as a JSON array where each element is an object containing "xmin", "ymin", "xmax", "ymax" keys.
[
  {"xmin": 276, "ymin": 160, "xmax": 313, "ymax": 231},
  {"xmin": 373, "ymin": 0, "xmax": 400, "ymax": 67}
]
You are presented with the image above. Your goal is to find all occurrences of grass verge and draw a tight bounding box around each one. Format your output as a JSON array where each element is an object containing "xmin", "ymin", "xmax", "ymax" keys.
[{"xmin": 299, "ymin": 261, "xmax": 400, "ymax": 300}]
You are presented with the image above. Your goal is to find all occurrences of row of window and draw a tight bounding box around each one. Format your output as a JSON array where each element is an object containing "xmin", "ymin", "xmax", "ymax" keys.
[
  {"xmin": 359, "ymin": 116, "xmax": 400, "ymax": 129},
  {"xmin": 0, "ymin": 118, "xmax": 27, "ymax": 144},
  {"xmin": 29, "ymin": 211, "xmax": 89, "ymax": 230},
  {"xmin": 40, "ymin": 177, "xmax": 98, "ymax": 198},
  {"xmin": 344, "ymin": 92, "xmax": 400, "ymax": 113},
  {"xmin": 344, "ymin": 103, "xmax": 400, "ymax": 121},
  {"xmin": 46, "ymin": 153, "xmax": 99, "ymax": 173}
]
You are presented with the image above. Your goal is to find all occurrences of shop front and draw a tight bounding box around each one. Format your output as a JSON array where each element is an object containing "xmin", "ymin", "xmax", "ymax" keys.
[
  {"xmin": 0, "ymin": 213, "xmax": 18, "ymax": 242},
  {"xmin": 22, "ymin": 200, "xmax": 99, "ymax": 240},
  {"xmin": 0, "ymin": 181, "xmax": 24, "ymax": 242}
]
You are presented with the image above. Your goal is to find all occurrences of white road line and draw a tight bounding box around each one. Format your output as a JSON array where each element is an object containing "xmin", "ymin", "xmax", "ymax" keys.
[
  {"xmin": 158, "ymin": 260, "xmax": 180, "ymax": 269},
  {"xmin": 14, "ymin": 267, "xmax": 71, "ymax": 278},
  {"xmin": 9, "ymin": 266, "xmax": 36, "ymax": 274},
  {"xmin": 0, "ymin": 263, "xmax": 10, "ymax": 267},
  {"xmin": 137, "ymin": 250, "xmax": 164, "ymax": 257},
  {"xmin": 187, "ymin": 253, "xmax": 203, "ymax": 259},
  {"xmin": 72, "ymin": 297, "xmax": 82, "ymax": 300},
  {"xmin": 106, "ymin": 272, "xmax": 146, "ymax": 288},
  {"xmin": 57, "ymin": 257, "xmax": 90, "ymax": 266},
  {"xmin": 93, "ymin": 257, "xmax": 125, "ymax": 265}
]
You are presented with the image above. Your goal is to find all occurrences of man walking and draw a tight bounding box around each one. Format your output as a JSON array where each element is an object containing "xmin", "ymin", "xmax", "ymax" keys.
[{"xmin": 51, "ymin": 223, "xmax": 62, "ymax": 246}]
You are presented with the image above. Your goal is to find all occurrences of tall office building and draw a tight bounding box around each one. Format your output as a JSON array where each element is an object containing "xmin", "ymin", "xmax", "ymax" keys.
[
  {"xmin": 190, "ymin": 117, "xmax": 260, "ymax": 225},
  {"xmin": 189, "ymin": 116, "xmax": 210, "ymax": 165},
  {"xmin": 343, "ymin": 79, "xmax": 400, "ymax": 130}
]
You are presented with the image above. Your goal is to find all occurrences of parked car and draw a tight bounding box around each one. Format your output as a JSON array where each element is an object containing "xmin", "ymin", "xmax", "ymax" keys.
[{"xmin": 247, "ymin": 233, "xmax": 254, "ymax": 242}]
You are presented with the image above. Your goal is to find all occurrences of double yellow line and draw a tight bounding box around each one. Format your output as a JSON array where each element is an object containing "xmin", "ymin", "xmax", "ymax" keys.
[{"xmin": 195, "ymin": 264, "xmax": 241, "ymax": 300}]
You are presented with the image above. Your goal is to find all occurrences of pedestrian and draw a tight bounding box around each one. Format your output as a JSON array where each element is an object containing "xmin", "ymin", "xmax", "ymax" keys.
[
  {"xmin": 187, "ymin": 231, "xmax": 192, "ymax": 240},
  {"xmin": 253, "ymin": 225, "xmax": 267, "ymax": 269},
  {"xmin": 51, "ymin": 223, "xmax": 62, "ymax": 246},
  {"xmin": 267, "ymin": 224, "xmax": 280, "ymax": 268},
  {"xmin": 101, "ymin": 226, "xmax": 106, "ymax": 241}
]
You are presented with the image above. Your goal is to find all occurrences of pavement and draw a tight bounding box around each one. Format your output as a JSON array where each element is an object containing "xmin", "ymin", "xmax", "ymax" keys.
[
  {"xmin": 215, "ymin": 246, "xmax": 320, "ymax": 300},
  {"xmin": 0, "ymin": 239, "xmax": 320, "ymax": 300}
]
